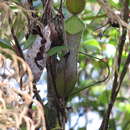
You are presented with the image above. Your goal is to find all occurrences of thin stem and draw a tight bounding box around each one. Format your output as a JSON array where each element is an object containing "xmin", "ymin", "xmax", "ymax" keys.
[{"xmin": 71, "ymin": 51, "xmax": 110, "ymax": 96}]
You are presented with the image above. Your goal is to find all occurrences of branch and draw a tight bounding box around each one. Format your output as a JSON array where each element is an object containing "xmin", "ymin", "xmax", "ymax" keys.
[
  {"xmin": 116, "ymin": 52, "xmax": 130, "ymax": 95},
  {"xmin": 41, "ymin": 0, "xmax": 46, "ymax": 7},
  {"xmin": 81, "ymin": 14, "xmax": 106, "ymax": 21},
  {"xmin": 97, "ymin": 0, "xmax": 130, "ymax": 30},
  {"xmin": 99, "ymin": 0, "xmax": 129, "ymax": 129},
  {"xmin": 59, "ymin": 0, "xmax": 63, "ymax": 11},
  {"xmin": 9, "ymin": 13, "xmax": 46, "ymax": 120},
  {"xmin": 42, "ymin": 0, "xmax": 53, "ymax": 25}
]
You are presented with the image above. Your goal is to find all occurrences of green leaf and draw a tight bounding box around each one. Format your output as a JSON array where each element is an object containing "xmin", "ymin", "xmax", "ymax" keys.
[
  {"xmin": 109, "ymin": 0, "xmax": 121, "ymax": 8},
  {"xmin": 118, "ymin": 103, "xmax": 130, "ymax": 113},
  {"xmin": 47, "ymin": 46, "xmax": 67, "ymax": 56},
  {"xmin": 0, "ymin": 39, "xmax": 13, "ymax": 50},
  {"xmin": 117, "ymin": 97, "xmax": 128, "ymax": 102},
  {"xmin": 78, "ymin": 127, "xmax": 86, "ymax": 130},
  {"xmin": 83, "ymin": 39, "xmax": 101, "ymax": 50},
  {"xmin": 98, "ymin": 91, "xmax": 110, "ymax": 104},
  {"xmin": 12, "ymin": 13, "xmax": 26, "ymax": 37},
  {"xmin": 22, "ymin": 35, "xmax": 37, "ymax": 49},
  {"xmin": 12, "ymin": 0, "xmax": 21, "ymax": 2},
  {"xmin": 18, "ymin": 32, "xmax": 25, "ymax": 43},
  {"xmin": 65, "ymin": 16, "xmax": 85, "ymax": 34}
]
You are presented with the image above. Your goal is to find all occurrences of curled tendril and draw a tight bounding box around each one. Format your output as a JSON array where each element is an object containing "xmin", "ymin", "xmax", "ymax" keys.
[{"xmin": 70, "ymin": 51, "xmax": 110, "ymax": 96}]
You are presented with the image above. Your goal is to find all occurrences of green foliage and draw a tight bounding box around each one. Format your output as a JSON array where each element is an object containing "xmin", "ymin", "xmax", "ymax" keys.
[
  {"xmin": 47, "ymin": 46, "xmax": 67, "ymax": 56},
  {"xmin": 0, "ymin": 0, "xmax": 129, "ymax": 130},
  {"xmin": 22, "ymin": 34, "xmax": 37, "ymax": 49},
  {"xmin": 108, "ymin": 0, "xmax": 122, "ymax": 8},
  {"xmin": 82, "ymin": 39, "xmax": 101, "ymax": 51},
  {"xmin": 0, "ymin": 39, "xmax": 13, "ymax": 50}
]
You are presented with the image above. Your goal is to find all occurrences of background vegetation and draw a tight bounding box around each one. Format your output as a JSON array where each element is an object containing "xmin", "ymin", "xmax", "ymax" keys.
[{"xmin": 0, "ymin": 0, "xmax": 130, "ymax": 130}]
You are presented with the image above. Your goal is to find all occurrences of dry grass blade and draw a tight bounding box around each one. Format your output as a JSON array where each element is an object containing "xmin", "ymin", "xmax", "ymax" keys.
[{"xmin": 0, "ymin": 47, "xmax": 46, "ymax": 130}]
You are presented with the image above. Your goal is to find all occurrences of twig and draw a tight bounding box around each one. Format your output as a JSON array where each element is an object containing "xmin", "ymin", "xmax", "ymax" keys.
[
  {"xmin": 116, "ymin": 52, "xmax": 130, "ymax": 96},
  {"xmin": 41, "ymin": 0, "xmax": 46, "ymax": 7},
  {"xmin": 9, "ymin": 8, "xmax": 46, "ymax": 125},
  {"xmin": 9, "ymin": 18, "xmax": 25, "ymax": 60},
  {"xmin": 59, "ymin": 0, "xmax": 63, "ymax": 12},
  {"xmin": 27, "ymin": 0, "xmax": 33, "ymax": 8},
  {"xmin": 42, "ymin": 0, "xmax": 52, "ymax": 25},
  {"xmin": 82, "ymin": 14, "xmax": 106, "ymax": 20},
  {"xmin": 99, "ymin": 0, "xmax": 129, "ymax": 129},
  {"xmin": 97, "ymin": 0, "xmax": 130, "ymax": 30}
]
